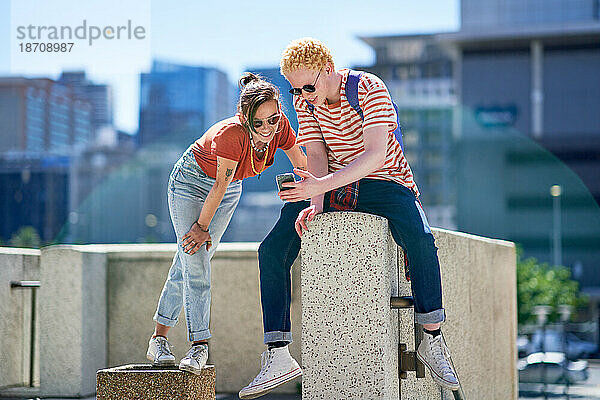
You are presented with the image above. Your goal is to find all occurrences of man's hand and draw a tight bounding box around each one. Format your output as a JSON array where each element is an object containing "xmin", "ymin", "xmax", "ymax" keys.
[
  {"xmin": 279, "ymin": 168, "xmax": 325, "ymax": 202},
  {"xmin": 181, "ymin": 222, "xmax": 212, "ymax": 254},
  {"xmin": 295, "ymin": 204, "xmax": 323, "ymax": 237}
]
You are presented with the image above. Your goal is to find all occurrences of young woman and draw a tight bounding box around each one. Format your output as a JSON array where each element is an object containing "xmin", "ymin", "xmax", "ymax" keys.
[{"xmin": 146, "ymin": 73, "xmax": 307, "ymax": 374}]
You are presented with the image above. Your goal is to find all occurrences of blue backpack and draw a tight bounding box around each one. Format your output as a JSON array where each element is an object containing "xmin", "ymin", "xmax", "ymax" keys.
[{"xmin": 304, "ymin": 69, "xmax": 403, "ymax": 148}]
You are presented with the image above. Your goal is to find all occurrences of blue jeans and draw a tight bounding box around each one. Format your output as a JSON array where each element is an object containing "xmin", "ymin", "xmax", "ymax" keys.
[
  {"xmin": 153, "ymin": 146, "xmax": 242, "ymax": 342},
  {"xmin": 259, "ymin": 178, "xmax": 445, "ymax": 344}
]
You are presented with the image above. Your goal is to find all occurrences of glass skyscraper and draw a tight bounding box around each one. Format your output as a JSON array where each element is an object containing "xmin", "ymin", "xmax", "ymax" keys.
[{"xmin": 138, "ymin": 60, "xmax": 235, "ymax": 147}]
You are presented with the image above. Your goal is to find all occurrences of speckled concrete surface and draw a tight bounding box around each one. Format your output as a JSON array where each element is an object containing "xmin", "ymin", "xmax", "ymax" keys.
[
  {"xmin": 96, "ymin": 364, "xmax": 215, "ymax": 399},
  {"xmin": 300, "ymin": 212, "xmax": 400, "ymax": 400},
  {"xmin": 300, "ymin": 213, "xmax": 517, "ymax": 400}
]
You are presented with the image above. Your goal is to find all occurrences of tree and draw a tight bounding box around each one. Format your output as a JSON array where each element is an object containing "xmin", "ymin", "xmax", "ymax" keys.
[
  {"xmin": 517, "ymin": 248, "xmax": 588, "ymax": 324},
  {"xmin": 9, "ymin": 226, "xmax": 42, "ymax": 249}
]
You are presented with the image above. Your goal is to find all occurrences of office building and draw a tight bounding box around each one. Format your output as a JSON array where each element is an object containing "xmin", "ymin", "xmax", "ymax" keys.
[
  {"xmin": 356, "ymin": 35, "xmax": 458, "ymax": 229},
  {"xmin": 138, "ymin": 60, "xmax": 235, "ymax": 147},
  {"xmin": 355, "ymin": 1, "xmax": 600, "ymax": 302},
  {"xmin": 0, "ymin": 77, "xmax": 93, "ymax": 154},
  {"xmin": 58, "ymin": 71, "xmax": 114, "ymax": 136}
]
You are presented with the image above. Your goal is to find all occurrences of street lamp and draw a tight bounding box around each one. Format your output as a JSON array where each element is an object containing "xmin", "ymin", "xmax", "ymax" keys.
[
  {"xmin": 550, "ymin": 185, "xmax": 562, "ymax": 267},
  {"xmin": 533, "ymin": 305, "xmax": 553, "ymax": 399},
  {"xmin": 558, "ymin": 304, "xmax": 573, "ymax": 399}
]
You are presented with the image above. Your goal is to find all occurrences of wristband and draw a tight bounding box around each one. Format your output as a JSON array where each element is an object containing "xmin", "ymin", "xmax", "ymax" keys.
[{"xmin": 196, "ymin": 222, "xmax": 209, "ymax": 232}]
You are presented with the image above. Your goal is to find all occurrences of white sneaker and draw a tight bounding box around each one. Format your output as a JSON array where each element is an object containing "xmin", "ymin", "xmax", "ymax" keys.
[
  {"xmin": 239, "ymin": 346, "xmax": 302, "ymax": 399},
  {"xmin": 179, "ymin": 343, "xmax": 208, "ymax": 375},
  {"xmin": 146, "ymin": 336, "xmax": 176, "ymax": 366},
  {"xmin": 416, "ymin": 330, "xmax": 460, "ymax": 390}
]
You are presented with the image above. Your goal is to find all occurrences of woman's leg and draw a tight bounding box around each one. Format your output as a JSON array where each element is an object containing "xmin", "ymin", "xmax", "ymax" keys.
[{"xmin": 153, "ymin": 150, "xmax": 241, "ymax": 342}]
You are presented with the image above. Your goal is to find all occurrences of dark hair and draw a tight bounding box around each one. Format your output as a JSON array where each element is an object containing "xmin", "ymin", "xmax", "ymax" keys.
[{"xmin": 237, "ymin": 72, "xmax": 280, "ymax": 132}]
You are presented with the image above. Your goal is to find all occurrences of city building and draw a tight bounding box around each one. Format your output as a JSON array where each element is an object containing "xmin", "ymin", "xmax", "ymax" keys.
[
  {"xmin": 67, "ymin": 142, "xmax": 177, "ymax": 244},
  {"xmin": 138, "ymin": 60, "xmax": 236, "ymax": 148},
  {"xmin": 355, "ymin": 35, "xmax": 458, "ymax": 229},
  {"xmin": 461, "ymin": 0, "xmax": 600, "ymax": 32},
  {"xmin": 58, "ymin": 71, "xmax": 114, "ymax": 136},
  {"xmin": 443, "ymin": 0, "xmax": 600, "ymax": 294},
  {"xmin": 0, "ymin": 77, "xmax": 94, "ymax": 244},
  {"xmin": 0, "ymin": 77, "xmax": 93, "ymax": 154},
  {"xmin": 0, "ymin": 153, "xmax": 69, "ymax": 244},
  {"xmin": 355, "ymin": 0, "xmax": 600, "ymax": 316}
]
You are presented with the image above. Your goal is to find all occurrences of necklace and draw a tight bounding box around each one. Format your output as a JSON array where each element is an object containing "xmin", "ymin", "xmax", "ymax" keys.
[
  {"xmin": 250, "ymin": 136, "xmax": 269, "ymax": 153},
  {"xmin": 250, "ymin": 141, "xmax": 272, "ymax": 179}
]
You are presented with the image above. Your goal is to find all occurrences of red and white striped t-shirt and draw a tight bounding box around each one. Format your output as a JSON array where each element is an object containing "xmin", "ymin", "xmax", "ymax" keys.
[{"xmin": 294, "ymin": 68, "xmax": 419, "ymax": 197}]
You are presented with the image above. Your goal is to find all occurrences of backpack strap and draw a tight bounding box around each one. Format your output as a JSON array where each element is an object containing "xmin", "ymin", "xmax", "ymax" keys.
[
  {"xmin": 345, "ymin": 69, "xmax": 364, "ymax": 120},
  {"xmin": 304, "ymin": 99, "xmax": 315, "ymax": 115},
  {"xmin": 346, "ymin": 69, "xmax": 404, "ymax": 149}
]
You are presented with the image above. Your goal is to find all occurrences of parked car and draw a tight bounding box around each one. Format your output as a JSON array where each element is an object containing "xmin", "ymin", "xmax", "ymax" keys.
[
  {"xmin": 523, "ymin": 329, "xmax": 598, "ymax": 360},
  {"xmin": 517, "ymin": 335, "xmax": 530, "ymax": 358},
  {"xmin": 518, "ymin": 352, "xmax": 589, "ymax": 384}
]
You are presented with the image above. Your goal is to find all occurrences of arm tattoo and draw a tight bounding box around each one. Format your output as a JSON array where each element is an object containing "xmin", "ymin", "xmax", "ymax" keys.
[{"xmin": 225, "ymin": 168, "xmax": 233, "ymax": 179}]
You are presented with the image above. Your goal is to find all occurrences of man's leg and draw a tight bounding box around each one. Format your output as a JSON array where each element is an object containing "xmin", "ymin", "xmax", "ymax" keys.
[
  {"xmin": 240, "ymin": 200, "xmax": 308, "ymax": 399},
  {"xmin": 258, "ymin": 200, "xmax": 310, "ymax": 344},
  {"xmin": 355, "ymin": 179, "xmax": 459, "ymax": 390}
]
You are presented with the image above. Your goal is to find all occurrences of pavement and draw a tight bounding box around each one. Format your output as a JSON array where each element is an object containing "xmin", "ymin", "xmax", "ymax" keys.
[{"xmin": 2, "ymin": 360, "xmax": 600, "ymax": 399}]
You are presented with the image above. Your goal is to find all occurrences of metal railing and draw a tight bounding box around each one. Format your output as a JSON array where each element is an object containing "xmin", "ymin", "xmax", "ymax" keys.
[
  {"xmin": 391, "ymin": 295, "xmax": 467, "ymax": 400},
  {"xmin": 10, "ymin": 280, "xmax": 40, "ymax": 388}
]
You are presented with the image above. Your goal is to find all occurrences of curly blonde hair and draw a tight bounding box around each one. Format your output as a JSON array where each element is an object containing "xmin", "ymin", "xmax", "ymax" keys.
[{"xmin": 280, "ymin": 37, "xmax": 334, "ymax": 75}]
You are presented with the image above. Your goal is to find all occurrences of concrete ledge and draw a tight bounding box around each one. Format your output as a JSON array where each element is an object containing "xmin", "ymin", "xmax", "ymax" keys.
[
  {"xmin": 96, "ymin": 364, "xmax": 215, "ymax": 400},
  {"xmin": 300, "ymin": 211, "xmax": 517, "ymax": 400}
]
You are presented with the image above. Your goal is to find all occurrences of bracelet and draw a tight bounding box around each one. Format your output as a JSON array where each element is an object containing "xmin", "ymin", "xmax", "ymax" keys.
[{"xmin": 196, "ymin": 222, "xmax": 209, "ymax": 232}]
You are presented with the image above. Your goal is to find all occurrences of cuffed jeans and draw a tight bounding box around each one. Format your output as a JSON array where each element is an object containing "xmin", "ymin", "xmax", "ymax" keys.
[
  {"xmin": 259, "ymin": 178, "xmax": 445, "ymax": 344},
  {"xmin": 153, "ymin": 146, "xmax": 242, "ymax": 342}
]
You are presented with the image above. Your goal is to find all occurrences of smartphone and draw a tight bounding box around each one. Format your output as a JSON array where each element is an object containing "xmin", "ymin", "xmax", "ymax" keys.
[{"xmin": 276, "ymin": 173, "xmax": 296, "ymax": 191}]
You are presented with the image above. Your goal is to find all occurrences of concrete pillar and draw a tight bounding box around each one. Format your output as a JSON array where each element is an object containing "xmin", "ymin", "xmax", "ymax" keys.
[
  {"xmin": 300, "ymin": 212, "xmax": 399, "ymax": 400},
  {"xmin": 299, "ymin": 212, "xmax": 518, "ymax": 400},
  {"xmin": 38, "ymin": 245, "xmax": 107, "ymax": 397}
]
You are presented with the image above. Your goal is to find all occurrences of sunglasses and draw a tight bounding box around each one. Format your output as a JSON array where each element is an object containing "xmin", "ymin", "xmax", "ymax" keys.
[
  {"xmin": 252, "ymin": 114, "xmax": 281, "ymax": 129},
  {"xmin": 289, "ymin": 69, "xmax": 322, "ymax": 95}
]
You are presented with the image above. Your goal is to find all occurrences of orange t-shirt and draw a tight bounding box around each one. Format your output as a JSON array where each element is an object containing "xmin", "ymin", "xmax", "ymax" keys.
[{"xmin": 192, "ymin": 113, "xmax": 296, "ymax": 180}]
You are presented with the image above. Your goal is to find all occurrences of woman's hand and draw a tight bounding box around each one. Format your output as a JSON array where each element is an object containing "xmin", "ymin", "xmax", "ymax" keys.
[
  {"xmin": 279, "ymin": 168, "xmax": 325, "ymax": 202},
  {"xmin": 181, "ymin": 222, "xmax": 212, "ymax": 255},
  {"xmin": 295, "ymin": 204, "xmax": 323, "ymax": 237}
]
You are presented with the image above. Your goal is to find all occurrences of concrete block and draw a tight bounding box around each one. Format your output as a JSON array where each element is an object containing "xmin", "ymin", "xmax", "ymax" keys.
[
  {"xmin": 38, "ymin": 245, "xmax": 107, "ymax": 397},
  {"xmin": 299, "ymin": 212, "xmax": 517, "ymax": 400},
  {"xmin": 0, "ymin": 247, "xmax": 40, "ymax": 389},
  {"xmin": 300, "ymin": 212, "xmax": 400, "ymax": 400},
  {"xmin": 396, "ymin": 229, "xmax": 517, "ymax": 399},
  {"xmin": 96, "ymin": 364, "xmax": 215, "ymax": 400}
]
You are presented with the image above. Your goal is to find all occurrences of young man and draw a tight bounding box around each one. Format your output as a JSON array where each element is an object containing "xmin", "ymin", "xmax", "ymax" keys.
[{"xmin": 239, "ymin": 37, "xmax": 459, "ymax": 399}]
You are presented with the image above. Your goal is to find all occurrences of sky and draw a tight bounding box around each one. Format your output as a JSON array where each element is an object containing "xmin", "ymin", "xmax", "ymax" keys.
[{"xmin": 1, "ymin": 0, "xmax": 460, "ymax": 134}]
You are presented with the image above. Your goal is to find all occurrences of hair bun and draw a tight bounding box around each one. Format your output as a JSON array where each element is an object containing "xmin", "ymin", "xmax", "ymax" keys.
[{"xmin": 239, "ymin": 72, "xmax": 260, "ymax": 88}]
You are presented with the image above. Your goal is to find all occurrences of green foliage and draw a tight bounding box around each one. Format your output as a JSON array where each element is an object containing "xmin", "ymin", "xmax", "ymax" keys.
[
  {"xmin": 517, "ymin": 247, "xmax": 588, "ymax": 324},
  {"xmin": 9, "ymin": 226, "xmax": 42, "ymax": 249}
]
